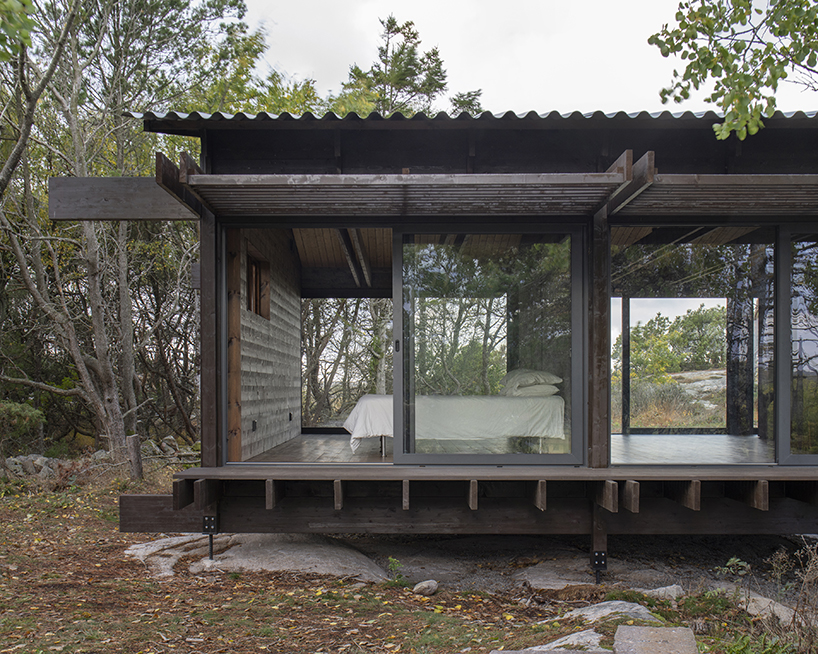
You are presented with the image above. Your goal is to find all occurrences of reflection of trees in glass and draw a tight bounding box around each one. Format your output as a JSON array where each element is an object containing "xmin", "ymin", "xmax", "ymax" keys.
[
  {"xmin": 404, "ymin": 236, "xmax": 572, "ymax": 397},
  {"xmin": 301, "ymin": 298, "xmax": 393, "ymax": 426},
  {"xmin": 611, "ymin": 231, "xmax": 774, "ymax": 436},
  {"xmin": 612, "ymin": 305, "xmax": 727, "ymax": 383},
  {"xmin": 791, "ymin": 238, "xmax": 818, "ymax": 453}
]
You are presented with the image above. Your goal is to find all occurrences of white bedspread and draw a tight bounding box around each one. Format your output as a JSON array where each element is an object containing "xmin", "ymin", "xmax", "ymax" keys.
[{"xmin": 344, "ymin": 394, "xmax": 565, "ymax": 452}]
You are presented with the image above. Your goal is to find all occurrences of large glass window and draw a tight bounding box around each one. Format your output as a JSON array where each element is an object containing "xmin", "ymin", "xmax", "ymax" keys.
[
  {"xmin": 790, "ymin": 234, "xmax": 818, "ymax": 456},
  {"xmin": 398, "ymin": 231, "xmax": 580, "ymax": 460},
  {"xmin": 610, "ymin": 225, "xmax": 775, "ymax": 464}
]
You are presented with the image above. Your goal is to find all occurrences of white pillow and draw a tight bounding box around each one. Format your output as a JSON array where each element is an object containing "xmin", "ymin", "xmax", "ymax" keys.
[
  {"xmin": 506, "ymin": 383, "xmax": 559, "ymax": 397},
  {"xmin": 501, "ymin": 368, "xmax": 562, "ymax": 392}
]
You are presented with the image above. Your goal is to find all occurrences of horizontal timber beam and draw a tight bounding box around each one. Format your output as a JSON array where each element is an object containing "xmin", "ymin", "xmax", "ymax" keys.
[
  {"xmin": 664, "ymin": 480, "xmax": 701, "ymax": 511},
  {"xmin": 49, "ymin": 177, "xmax": 198, "ymax": 221}
]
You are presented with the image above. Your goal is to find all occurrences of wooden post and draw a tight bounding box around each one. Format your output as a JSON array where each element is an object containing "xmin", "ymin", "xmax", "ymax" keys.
[
  {"xmin": 725, "ymin": 480, "xmax": 769, "ymax": 511},
  {"xmin": 468, "ymin": 480, "xmax": 479, "ymax": 511},
  {"xmin": 589, "ymin": 207, "xmax": 611, "ymax": 468},
  {"xmin": 664, "ymin": 480, "xmax": 701, "ymax": 511},
  {"xmin": 534, "ymin": 480, "xmax": 547, "ymax": 512},
  {"xmin": 172, "ymin": 479, "xmax": 194, "ymax": 510},
  {"xmin": 266, "ymin": 479, "xmax": 284, "ymax": 510},
  {"xmin": 226, "ymin": 229, "xmax": 242, "ymax": 462},
  {"xmin": 596, "ymin": 480, "xmax": 618, "ymax": 513},
  {"xmin": 786, "ymin": 481, "xmax": 818, "ymax": 506},
  {"xmin": 194, "ymin": 479, "xmax": 220, "ymax": 511},
  {"xmin": 621, "ymin": 296, "xmax": 631, "ymax": 436},
  {"xmin": 622, "ymin": 480, "xmax": 640, "ymax": 513},
  {"xmin": 200, "ymin": 210, "xmax": 219, "ymax": 467},
  {"xmin": 402, "ymin": 480, "xmax": 411, "ymax": 511},
  {"xmin": 334, "ymin": 480, "xmax": 344, "ymax": 510}
]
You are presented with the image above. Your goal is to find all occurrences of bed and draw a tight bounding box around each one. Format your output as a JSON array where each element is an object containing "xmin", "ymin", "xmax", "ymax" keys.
[{"xmin": 344, "ymin": 394, "xmax": 566, "ymax": 453}]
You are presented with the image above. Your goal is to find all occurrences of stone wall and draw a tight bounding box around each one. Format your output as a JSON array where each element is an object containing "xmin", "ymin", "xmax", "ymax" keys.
[{"xmin": 240, "ymin": 229, "xmax": 301, "ymax": 460}]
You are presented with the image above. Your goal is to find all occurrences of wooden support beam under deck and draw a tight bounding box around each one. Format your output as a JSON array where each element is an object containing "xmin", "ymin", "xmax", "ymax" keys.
[
  {"xmin": 664, "ymin": 480, "xmax": 701, "ymax": 511},
  {"xmin": 534, "ymin": 480, "xmax": 547, "ymax": 512},
  {"xmin": 265, "ymin": 479, "xmax": 284, "ymax": 510},
  {"xmin": 173, "ymin": 479, "xmax": 194, "ymax": 510},
  {"xmin": 786, "ymin": 480, "xmax": 818, "ymax": 506},
  {"xmin": 402, "ymin": 480, "xmax": 410, "ymax": 511},
  {"xmin": 334, "ymin": 480, "xmax": 344, "ymax": 510},
  {"xmin": 468, "ymin": 480, "xmax": 479, "ymax": 511},
  {"xmin": 725, "ymin": 480, "xmax": 769, "ymax": 511},
  {"xmin": 621, "ymin": 480, "xmax": 640, "ymax": 513},
  {"xmin": 348, "ymin": 228, "xmax": 372, "ymax": 287},
  {"xmin": 194, "ymin": 479, "xmax": 220, "ymax": 511},
  {"xmin": 596, "ymin": 480, "xmax": 618, "ymax": 513}
]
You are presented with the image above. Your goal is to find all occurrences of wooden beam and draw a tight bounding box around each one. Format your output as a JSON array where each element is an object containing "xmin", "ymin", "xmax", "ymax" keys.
[
  {"xmin": 226, "ymin": 229, "xmax": 242, "ymax": 462},
  {"xmin": 786, "ymin": 480, "xmax": 818, "ymax": 506},
  {"xmin": 334, "ymin": 480, "xmax": 344, "ymax": 510},
  {"xmin": 596, "ymin": 480, "xmax": 618, "ymax": 513},
  {"xmin": 334, "ymin": 229, "xmax": 362, "ymax": 287},
  {"xmin": 534, "ymin": 480, "xmax": 547, "ymax": 512},
  {"xmin": 664, "ymin": 480, "xmax": 701, "ymax": 511},
  {"xmin": 604, "ymin": 150, "xmax": 633, "ymax": 201},
  {"xmin": 468, "ymin": 480, "xmax": 479, "ymax": 511},
  {"xmin": 348, "ymin": 228, "xmax": 373, "ymax": 287},
  {"xmin": 607, "ymin": 151, "xmax": 655, "ymax": 215},
  {"xmin": 172, "ymin": 479, "xmax": 194, "ymax": 510},
  {"xmin": 622, "ymin": 480, "xmax": 640, "ymax": 514},
  {"xmin": 265, "ymin": 479, "xmax": 284, "ymax": 510},
  {"xmin": 194, "ymin": 479, "xmax": 220, "ymax": 511},
  {"xmin": 177, "ymin": 151, "xmax": 215, "ymax": 214},
  {"xmin": 725, "ymin": 480, "xmax": 769, "ymax": 511},
  {"xmin": 49, "ymin": 177, "xmax": 197, "ymax": 221},
  {"xmin": 155, "ymin": 152, "xmax": 204, "ymax": 217},
  {"xmin": 402, "ymin": 480, "xmax": 410, "ymax": 511}
]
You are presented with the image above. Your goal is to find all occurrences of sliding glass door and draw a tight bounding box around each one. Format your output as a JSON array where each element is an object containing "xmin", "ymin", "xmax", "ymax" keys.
[{"xmin": 393, "ymin": 228, "xmax": 584, "ymax": 464}]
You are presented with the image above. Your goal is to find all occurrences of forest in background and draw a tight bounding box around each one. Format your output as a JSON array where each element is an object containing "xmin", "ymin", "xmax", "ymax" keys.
[{"xmin": 0, "ymin": 1, "xmax": 481, "ymax": 475}]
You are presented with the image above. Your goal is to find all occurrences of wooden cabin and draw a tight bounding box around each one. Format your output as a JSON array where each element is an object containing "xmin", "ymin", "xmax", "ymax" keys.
[{"xmin": 51, "ymin": 109, "xmax": 818, "ymax": 572}]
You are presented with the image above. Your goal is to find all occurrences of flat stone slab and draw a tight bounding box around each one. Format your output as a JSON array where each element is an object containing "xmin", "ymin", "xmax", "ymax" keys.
[
  {"xmin": 127, "ymin": 534, "xmax": 387, "ymax": 582},
  {"xmin": 614, "ymin": 626, "xmax": 697, "ymax": 654},
  {"xmin": 491, "ymin": 628, "xmax": 606, "ymax": 653},
  {"xmin": 560, "ymin": 601, "xmax": 662, "ymax": 625}
]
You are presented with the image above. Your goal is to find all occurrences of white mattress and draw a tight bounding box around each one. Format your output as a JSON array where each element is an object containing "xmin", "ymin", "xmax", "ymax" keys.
[{"xmin": 344, "ymin": 394, "xmax": 565, "ymax": 452}]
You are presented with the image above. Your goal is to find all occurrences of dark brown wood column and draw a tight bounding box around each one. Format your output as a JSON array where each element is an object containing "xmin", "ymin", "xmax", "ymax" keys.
[
  {"xmin": 200, "ymin": 210, "xmax": 219, "ymax": 467},
  {"xmin": 589, "ymin": 206, "xmax": 611, "ymax": 467}
]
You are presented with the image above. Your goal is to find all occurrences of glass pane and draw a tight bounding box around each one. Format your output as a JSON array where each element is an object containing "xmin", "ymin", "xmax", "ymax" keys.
[
  {"xmin": 402, "ymin": 233, "xmax": 571, "ymax": 455},
  {"xmin": 791, "ymin": 236, "xmax": 818, "ymax": 455},
  {"xmin": 610, "ymin": 226, "xmax": 774, "ymax": 464}
]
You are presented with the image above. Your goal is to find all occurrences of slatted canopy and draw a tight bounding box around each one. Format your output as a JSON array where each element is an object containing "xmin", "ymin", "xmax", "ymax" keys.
[
  {"xmin": 616, "ymin": 174, "xmax": 818, "ymax": 216},
  {"xmin": 185, "ymin": 172, "xmax": 628, "ymax": 217}
]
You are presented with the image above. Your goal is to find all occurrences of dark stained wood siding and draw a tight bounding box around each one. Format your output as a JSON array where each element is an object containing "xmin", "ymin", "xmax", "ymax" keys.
[{"xmin": 240, "ymin": 228, "xmax": 302, "ymax": 459}]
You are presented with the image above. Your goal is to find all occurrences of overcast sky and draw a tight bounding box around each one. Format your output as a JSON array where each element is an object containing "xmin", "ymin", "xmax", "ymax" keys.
[{"xmin": 244, "ymin": 0, "xmax": 816, "ymax": 115}]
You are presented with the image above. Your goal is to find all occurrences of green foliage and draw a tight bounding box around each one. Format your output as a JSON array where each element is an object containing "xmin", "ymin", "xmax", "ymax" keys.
[
  {"xmin": 0, "ymin": 401, "xmax": 44, "ymax": 456},
  {"xmin": 330, "ymin": 14, "xmax": 482, "ymax": 116},
  {"xmin": 727, "ymin": 634, "xmax": 795, "ymax": 654},
  {"xmin": 0, "ymin": 0, "xmax": 35, "ymax": 61},
  {"xmin": 649, "ymin": 0, "xmax": 818, "ymax": 139},
  {"xmin": 716, "ymin": 555, "xmax": 752, "ymax": 577}
]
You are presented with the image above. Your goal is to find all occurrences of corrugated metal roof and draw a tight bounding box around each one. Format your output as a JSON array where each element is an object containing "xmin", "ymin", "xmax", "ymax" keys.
[{"xmin": 127, "ymin": 109, "xmax": 818, "ymax": 124}]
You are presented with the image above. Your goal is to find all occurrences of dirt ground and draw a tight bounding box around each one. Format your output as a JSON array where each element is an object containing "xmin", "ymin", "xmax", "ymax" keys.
[{"xmin": 0, "ymin": 468, "xmax": 808, "ymax": 653}]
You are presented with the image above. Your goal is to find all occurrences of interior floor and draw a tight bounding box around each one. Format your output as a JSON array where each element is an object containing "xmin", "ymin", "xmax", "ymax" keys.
[
  {"xmin": 245, "ymin": 432, "xmax": 775, "ymax": 464},
  {"xmin": 610, "ymin": 432, "xmax": 775, "ymax": 465}
]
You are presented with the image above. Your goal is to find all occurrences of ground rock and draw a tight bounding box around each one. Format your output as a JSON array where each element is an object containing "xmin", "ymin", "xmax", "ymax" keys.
[
  {"xmin": 4, "ymin": 458, "xmax": 22, "ymax": 476},
  {"xmin": 126, "ymin": 535, "xmax": 221, "ymax": 577},
  {"xmin": 412, "ymin": 580, "xmax": 438, "ymax": 596},
  {"xmin": 141, "ymin": 440, "xmax": 163, "ymax": 456},
  {"xmin": 92, "ymin": 449, "xmax": 110, "ymax": 461},
  {"xmin": 20, "ymin": 458, "xmax": 37, "ymax": 475},
  {"xmin": 559, "ymin": 601, "xmax": 662, "ymax": 625},
  {"xmin": 613, "ymin": 625, "xmax": 697, "ymax": 654},
  {"xmin": 714, "ymin": 583, "xmax": 795, "ymax": 624},
  {"xmin": 37, "ymin": 465, "xmax": 55, "ymax": 480},
  {"xmin": 160, "ymin": 436, "xmax": 178, "ymax": 453},
  {"xmin": 187, "ymin": 534, "xmax": 388, "ymax": 582},
  {"xmin": 643, "ymin": 584, "xmax": 684, "ymax": 600},
  {"xmin": 521, "ymin": 628, "xmax": 605, "ymax": 651}
]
